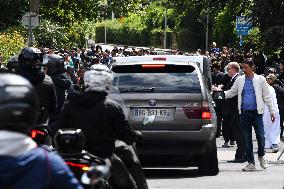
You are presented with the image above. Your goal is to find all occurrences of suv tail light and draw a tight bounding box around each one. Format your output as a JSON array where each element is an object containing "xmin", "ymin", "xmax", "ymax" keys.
[
  {"xmin": 183, "ymin": 102, "xmax": 212, "ymax": 120},
  {"xmin": 201, "ymin": 107, "xmax": 212, "ymax": 120},
  {"xmin": 141, "ymin": 64, "xmax": 165, "ymax": 69}
]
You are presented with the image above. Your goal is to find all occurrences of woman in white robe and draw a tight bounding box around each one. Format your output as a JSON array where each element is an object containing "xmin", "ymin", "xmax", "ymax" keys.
[{"xmin": 263, "ymin": 83, "xmax": 280, "ymax": 149}]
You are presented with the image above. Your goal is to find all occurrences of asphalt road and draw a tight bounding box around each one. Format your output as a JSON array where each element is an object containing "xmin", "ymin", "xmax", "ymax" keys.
[{"xmin": 144, "ymin": 136, "xmax": 284, "ymax": 189}]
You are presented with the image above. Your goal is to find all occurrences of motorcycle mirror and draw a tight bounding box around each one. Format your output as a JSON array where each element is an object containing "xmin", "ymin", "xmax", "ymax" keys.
[
  {"xmin": 143, "ymin": 115, "xmax": 156, "ymax": 125},
  {"xmin": 212, "ymin": 91, "xmax": 225, "ymax": 100}
]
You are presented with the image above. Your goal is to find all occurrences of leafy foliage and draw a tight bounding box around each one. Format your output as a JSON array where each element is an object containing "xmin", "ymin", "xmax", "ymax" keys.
[
  {"xmin": 39, "ymin": 0, "xmax": 102, "ymax": 25},
  {"xmin": 0, "ymin": 0, "xmax": 283, "ymax": 54},
  {"xmin": 213, "ymin": 6, "xmax": 237, "ymax": 47},
  {"xmin": 34, "ymin": 19, "xmax": 97, "ymax": 49},
  {"xmin": 107, "ymin": 0, "xmax": 142, "ymax": 17},
  {"xmin": 0, "ymin": 30, "xmax": 25, "ymax": 64},
  {"xmin": 243, "ymin": 27, "xmax": 265, "ymax": 52},
  {"xmin": 252, "ymin": 0, "xmax": 284, "ymax": 52}
]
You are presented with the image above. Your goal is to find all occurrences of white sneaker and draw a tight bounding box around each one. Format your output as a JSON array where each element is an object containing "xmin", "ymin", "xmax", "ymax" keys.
[
  {"xmin": 242, "ymin": 163, "xmax": 256, "ymax": 172},
  {"xmin": 258, "ymin": 156, "xmax": 268, "ymax": 169}
]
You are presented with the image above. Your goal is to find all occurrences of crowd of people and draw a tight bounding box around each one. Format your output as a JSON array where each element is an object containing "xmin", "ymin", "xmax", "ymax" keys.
[
  {"xmin": 1, "ymin": 43, "xmax": 283, "ymax": 144},
  {"xmin": 0, "ymin": 41, "xmax": 283, "ymax": 189}
]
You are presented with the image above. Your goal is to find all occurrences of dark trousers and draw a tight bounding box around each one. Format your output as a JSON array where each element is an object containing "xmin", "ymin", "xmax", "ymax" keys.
[
  {"xmin": 214, "ymin": 101, "xmax": 223, "ymax": 137},
  {"xmin": 240, "ymin": 111, "xmax": 265, "ymax": 163},
  {"xmin": 222, "ymin": 115, "xmax": 234, "ymax": 142},
  {"xmin": 223, "ymin": 114, "xmax": 245, "ymax": 159},
  {"xmin": 115, "ymin": 145, "xmax": 148, "ymax": 189},
  {"xmin": 279, "ymin": 108, "xmax": 284, "ymax": 137},
  {"xmin": 109, "ymin": 153, "xmax": 137, "ymax": 189}
]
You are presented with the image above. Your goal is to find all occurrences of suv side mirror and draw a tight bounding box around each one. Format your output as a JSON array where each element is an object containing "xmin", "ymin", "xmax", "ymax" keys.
[{"xmin": 212, "ymin": 91, "xmax": 225, "ymax": 100}]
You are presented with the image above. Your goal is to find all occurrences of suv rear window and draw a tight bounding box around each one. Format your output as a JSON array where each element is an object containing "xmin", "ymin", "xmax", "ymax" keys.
[{"xmin": 112, "ymin": 65, "xmax": 201, "ymax": 93}]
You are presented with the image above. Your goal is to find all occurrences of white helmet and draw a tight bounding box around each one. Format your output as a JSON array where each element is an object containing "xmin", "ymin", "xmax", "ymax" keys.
[{"xmin": 84, "ymin": 64, "xmax": 113, "ymax": 93}]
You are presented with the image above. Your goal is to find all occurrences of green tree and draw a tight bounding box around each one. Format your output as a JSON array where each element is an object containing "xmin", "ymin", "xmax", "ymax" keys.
[
  {"xmin": 0, "ymin": 0, "xmax": 29, "ymax": 31},
  {"xmin": 39, "ymin": 0, "xmax": 102, "ymax": 25},
  {"xmin": 107, "ymin": 0, "xmax": 143, "ymax": 17},
  {"xmin": 0, "ymin": 31, "xmax": 25, "ymax": 64},
  {"xmin": 252, "ymin": 0, "xmax": 284, "ymax": 53}
]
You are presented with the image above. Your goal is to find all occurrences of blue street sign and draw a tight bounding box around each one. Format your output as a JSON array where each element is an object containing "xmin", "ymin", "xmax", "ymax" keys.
[{"xmin": 236, "ymin": 16, "xmax": 252, "ymax": 36}]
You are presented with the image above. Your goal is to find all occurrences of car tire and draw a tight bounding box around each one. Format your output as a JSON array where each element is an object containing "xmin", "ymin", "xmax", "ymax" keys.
[{"xmin": 197, "ymin": 138, "xmax": 219, "ymax": 176}]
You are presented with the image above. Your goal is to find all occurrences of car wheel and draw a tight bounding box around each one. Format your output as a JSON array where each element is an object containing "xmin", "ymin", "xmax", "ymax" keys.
[{"xmin": 197, "ymin": 138, "xmax": 219, "ymax": 176}]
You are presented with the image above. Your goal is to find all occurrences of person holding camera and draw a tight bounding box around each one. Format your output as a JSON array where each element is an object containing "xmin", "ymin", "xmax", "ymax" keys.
[{"xmin": 18, "ymin": 47, "xmax": 57, "ymax": 125}]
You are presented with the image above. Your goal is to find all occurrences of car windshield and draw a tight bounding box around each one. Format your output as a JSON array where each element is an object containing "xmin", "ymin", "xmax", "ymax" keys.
[{"xmin": 113, "ymin": 72, "xmax": 201, "ymax": 93}]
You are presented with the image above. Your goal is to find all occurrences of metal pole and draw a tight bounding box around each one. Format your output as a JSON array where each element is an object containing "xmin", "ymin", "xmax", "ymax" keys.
[
  {"xmin": 104, "ymin": 7, "xmax": 107, "ymax": 44},
  {"xmin": 239, "ymin": 35, "xmax": 243, "ymax": 47},
  {"xmin": 164, "ymin": 9, "xmax": 167, "ymax": 49},
  {"xmin": 28, "ymin": 15, "xmax": 32, "ymax": 47},
  {"xmin": 205, "ymin": 7, "xmax": 209, "ymax": 52},
  {"xmin": 104, "ymin": 25, "xmax": 107, "ymax": 44},
  {"xmin": 112, "ymin": 12, "xmax": 114, "ymax": 19}
]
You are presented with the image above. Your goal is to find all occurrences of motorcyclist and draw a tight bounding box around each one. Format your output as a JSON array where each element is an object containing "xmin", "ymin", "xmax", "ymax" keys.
[
  {"xmin": 57, "ymin": 64, "xmax": 142, "ymax": 189},
  {"xmin": 6, "ymin": 55, "xmax": 20, "ymax": 74},
  {"xmin": 0, "ymin": 73, "xmax": 83, "ymax": 189},
  {"xmin": 18, "ymin": 47, "xmax": 57, "ymax": 125},
  {"xmin": 44, "ymin": 54, "xmax": 72, "ymax": 116}
]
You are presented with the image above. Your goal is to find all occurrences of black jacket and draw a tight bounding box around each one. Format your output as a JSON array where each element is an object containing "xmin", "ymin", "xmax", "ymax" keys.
[
  {"xmin": 222, "ymin": 74, "xmax": 240, "ymax": 115},
  {"xmin": 272, "ymin": 83, "xmax": 284, "ymax": 109},
  {"xmin": 212, "ymin": 72, "xmax": 226, "ymax": 112},
  {"xmin": 278, "ymin": 72, "xmax": 284, "ymax": 84},
  {"xmin": 50, "ymin": 73, "xmax": 72, "ymax": 113},
  {"xmin": 212, "ymin": 71, "xmax": 225, "ymax": 86},
  {"xmin": 21, "ymin": 70, "xmax": 57, "ymax": 124},
  {"xmin": 57, "ymin": 91, "xmax": 140, "ymax": 158}
]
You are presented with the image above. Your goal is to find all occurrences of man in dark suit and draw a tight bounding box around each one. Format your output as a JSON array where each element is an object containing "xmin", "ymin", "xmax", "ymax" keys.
[
  {"xmin": 212, "ymin": 62, "xmax": 225, "ymax": 137},
  {"xmin": 222, "ymin": 62, "xmax": 246, "ymax": 162}
]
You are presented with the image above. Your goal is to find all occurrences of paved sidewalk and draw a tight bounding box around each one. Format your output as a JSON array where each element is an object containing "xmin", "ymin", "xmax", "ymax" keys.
[{"xmin": 217, "ymin": 136, "xmax": 284, "ymax": 164}]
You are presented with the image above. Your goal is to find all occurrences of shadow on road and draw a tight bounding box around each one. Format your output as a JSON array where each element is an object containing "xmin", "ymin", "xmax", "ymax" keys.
[{"xmin": 144, "ymin": 168, "xmax": 201, "ymax": 179}]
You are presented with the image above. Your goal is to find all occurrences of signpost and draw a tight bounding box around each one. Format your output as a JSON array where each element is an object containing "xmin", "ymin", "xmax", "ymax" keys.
[
  {"xmin": 236, "ymin": 15, "xmax": 252, "ymax": 47},
  {"xmin": 21, "ymin": 13, "xmax": 40, "ymax": 46}
]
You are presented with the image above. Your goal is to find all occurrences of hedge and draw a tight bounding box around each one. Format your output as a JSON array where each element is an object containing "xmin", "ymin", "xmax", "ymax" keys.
[{"xmin": 95, "ymin": 19, "xmax": 176, "ymax": 49}]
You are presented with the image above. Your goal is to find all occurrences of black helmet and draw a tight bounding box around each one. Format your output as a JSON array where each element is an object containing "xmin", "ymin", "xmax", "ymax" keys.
[
  {"xmin": 0, "ymin": 74, "xmax": 39, "ymax": 131},
  {"xmin": 18, "ymin": 47, "xmax": 47, "ymax": 69},
  {"xmin": 45, "ymin": 54, "xmax": 65, "ymax": 75},
  {"xmin": 6, "ymin": 55, "xmax": 20, "ymax": 73},
  {"xmin": 53, "ymin": 129, "xmax": 86, "ymax": 154}
]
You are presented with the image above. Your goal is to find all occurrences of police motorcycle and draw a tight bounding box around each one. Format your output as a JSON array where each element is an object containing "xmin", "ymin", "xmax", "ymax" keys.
[{"xmin": 53, "ymin": 128, "xmax": 111, "ymax": 189}]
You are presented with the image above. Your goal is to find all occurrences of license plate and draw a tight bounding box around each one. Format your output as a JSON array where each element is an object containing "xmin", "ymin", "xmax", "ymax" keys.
[{"xmin": 132, "ymin": 108, "xmax": 173, "ymax": 119}]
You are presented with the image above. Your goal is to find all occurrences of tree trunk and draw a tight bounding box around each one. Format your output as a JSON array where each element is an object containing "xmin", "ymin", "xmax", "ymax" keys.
[{"xmin": 30, "ymin": 0, "xmax": 40, "ymax": 15}]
